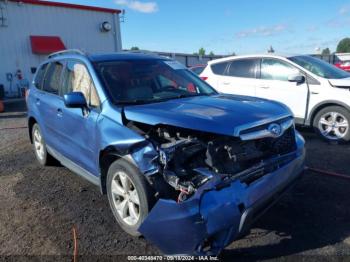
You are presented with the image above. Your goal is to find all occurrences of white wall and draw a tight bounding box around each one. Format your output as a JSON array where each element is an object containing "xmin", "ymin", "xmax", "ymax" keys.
[{"xmin": 0, "ymin": 1, "xmax": 122, "ymax": 95}]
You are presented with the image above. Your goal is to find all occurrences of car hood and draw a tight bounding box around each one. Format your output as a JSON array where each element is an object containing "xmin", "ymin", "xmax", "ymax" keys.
[
  {"xmin": 124, "ymin": 94, "xmax": 291, "ymax": 137},
  {"xmin": 329, "ymin": 77, "xmax": 350, "ymax": 87}
]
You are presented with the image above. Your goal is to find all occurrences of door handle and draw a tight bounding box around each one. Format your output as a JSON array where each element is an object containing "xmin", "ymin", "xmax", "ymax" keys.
[
  {"xmin": 222, "ymin": 82, "xmax": 230, "ymax": 85},
  {"xmin": 259, "ymin": 86, "xmax": 270, "ymax": 89},
  {"xmin": 57, "ymin": 108, "xmax": 63, "ymax": 117},
  {"xmin": 35, "ymin": 98, "xmax": 40, "ymax": 105}
]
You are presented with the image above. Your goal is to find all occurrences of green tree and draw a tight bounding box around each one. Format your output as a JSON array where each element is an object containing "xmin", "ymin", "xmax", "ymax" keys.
[
  {"xmin": 336, "ymin": 38, "xmax": 350, "ymax": 53},
  {"xmin": 198, "ymin": 47, "xmax": 206, "ymax": 56},
  {"xmin": 209, "ymin": 51, "xmax": 215, "ymax": 56},
  {"xmin": 130, "ymin": 46, "xmax": 140, "ymax": 51},
  {"xmin": 321, "ymin": 48, "xmax": 331, "ymax": 55}
]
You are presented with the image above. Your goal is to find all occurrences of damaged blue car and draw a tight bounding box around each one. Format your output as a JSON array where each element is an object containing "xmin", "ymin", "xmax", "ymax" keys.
[{"xmin": 27, "ymin": 50, "xmax": 305, "ymax": 256}]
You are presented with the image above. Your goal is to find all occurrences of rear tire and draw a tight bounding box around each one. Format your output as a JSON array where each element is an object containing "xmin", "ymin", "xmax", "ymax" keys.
[
  {"xmin": 106, "ymin": 158, "xmax": 155, "ymax": 236},
  {"xmin": 32, "ymin": 123, "xmax": 55, "ymax": 165},
  {"xmin": 313, "ymin": 106, "xmax": 350, "ymax": 143}
]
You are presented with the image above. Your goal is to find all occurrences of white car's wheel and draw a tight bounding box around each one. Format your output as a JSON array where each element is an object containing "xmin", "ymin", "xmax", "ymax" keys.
[{"xmin": 314, "ymin": 106, "xmax": 350, "ymax": 143}]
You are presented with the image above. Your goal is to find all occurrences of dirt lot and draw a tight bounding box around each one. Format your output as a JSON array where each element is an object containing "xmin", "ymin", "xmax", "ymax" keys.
[{"xmin": 1, "ymin": 100, "xmax": 350, "ymax": 261}]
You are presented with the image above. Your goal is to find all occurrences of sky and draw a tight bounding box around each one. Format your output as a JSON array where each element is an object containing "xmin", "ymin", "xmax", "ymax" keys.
[{"xmin": 48, "ymin": 0, "xmax": 350, "ymax": 55}]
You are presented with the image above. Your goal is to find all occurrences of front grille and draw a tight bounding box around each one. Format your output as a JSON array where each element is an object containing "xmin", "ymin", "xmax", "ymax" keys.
[
  {"xmin": 256, "ymin": 127, "xmax": 297, "ymax": 157},
  {"xmin": 224, "ymin": 126, "xmax": 297, "ymax": 184}
]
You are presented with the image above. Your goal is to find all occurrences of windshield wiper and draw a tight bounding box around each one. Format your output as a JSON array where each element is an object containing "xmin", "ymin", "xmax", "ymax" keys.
[
  {"xmin": 116, "ymin": 93, "xmax": 215, "ymax": 105},
  {"xmin": 116, "ymin": 99, "xmax": 153, "ymax": 105},
  {"xmin": 174, "ymin": 93, "xmax": 212, "ymax": 99}
]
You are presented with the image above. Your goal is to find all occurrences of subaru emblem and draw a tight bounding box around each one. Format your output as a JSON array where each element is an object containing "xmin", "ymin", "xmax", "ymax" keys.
[{"xmin": 268, "ymin": 123, "xmax": 282, "ymax": 137}]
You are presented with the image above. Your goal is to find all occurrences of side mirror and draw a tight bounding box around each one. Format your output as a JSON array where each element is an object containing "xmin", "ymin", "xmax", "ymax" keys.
[
  {"xmin": 288, "ymin": 74, "xmax": 305, "ymax": 84},
  {"xmin": 64, "ymin": 92, "xmax": 87, "ymax": 108}
]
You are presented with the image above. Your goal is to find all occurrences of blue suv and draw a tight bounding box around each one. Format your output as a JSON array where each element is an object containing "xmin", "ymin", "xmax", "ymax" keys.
[{"xmin": 27, "ymin": 50, "xmax": 305, "ymax": 256}]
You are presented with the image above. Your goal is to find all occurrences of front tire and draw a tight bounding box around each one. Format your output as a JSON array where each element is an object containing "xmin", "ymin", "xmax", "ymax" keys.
[
  {"xmin": 313, "ymin": 106, "xmax": 350, "ymax": 142},
  {"xmin": 106, "ymin": 158, "xmax": 155, "ymax": 236}
]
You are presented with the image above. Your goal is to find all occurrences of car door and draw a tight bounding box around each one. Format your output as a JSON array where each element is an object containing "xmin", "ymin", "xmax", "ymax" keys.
[
  {"xmin": 255, "ymin": 58, "xmax": 309, "ymax": 119},
  {"xmin": 205, "ymin": 61, "xmax": 229, "ymax": 89},
  {"xmin": 216, "ymin": 58, "xmax": 259, "ymax": 96},
  {"xmin": 59, "ymin": 60, "xmax": 101, "ymax": 175},
  {"xmin": 39, "ymin": 61, "xmax": 66, "ymax": 152}
]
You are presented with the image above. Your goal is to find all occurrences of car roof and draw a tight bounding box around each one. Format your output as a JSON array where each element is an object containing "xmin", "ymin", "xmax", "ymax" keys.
[
  {"xmin": 207, "ymin": 53, "xmax": 303, "ymax": 64},
  {"xmin": 88, "ymin": 52, "xmax": 168, "ymax": 62},
  {"xmin": 45, "ymin": 50, "xmax": 170, "ymax": 65}
]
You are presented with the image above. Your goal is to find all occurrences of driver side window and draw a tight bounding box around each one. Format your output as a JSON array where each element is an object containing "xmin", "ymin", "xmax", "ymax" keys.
[
  {"xmin": 261, "ymin": 58, "xmax": 300, "ymax": 81},
  {"xmin": 62, "ymin": 60, "xmax": 100, "ymax": 108}
]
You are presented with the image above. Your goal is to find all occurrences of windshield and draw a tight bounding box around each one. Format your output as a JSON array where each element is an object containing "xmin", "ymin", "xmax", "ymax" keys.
[
  {"xmin": 94, "ymin": 59, "xmax": 217, "ymax": 105},
  {"xmin": 289, "ymin": 55, "xmax": 350, "ymax": 79}
]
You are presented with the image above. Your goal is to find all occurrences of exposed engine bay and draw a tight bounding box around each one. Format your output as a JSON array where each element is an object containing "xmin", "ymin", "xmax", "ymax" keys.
[{"xmin": 126, "ymin": 120, "xmax": 297, "ymax": 203}]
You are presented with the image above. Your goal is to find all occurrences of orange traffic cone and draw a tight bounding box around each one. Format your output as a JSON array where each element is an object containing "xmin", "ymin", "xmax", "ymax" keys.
[{"xmin": 0, "ymin": 100, "xmax": 4, "ymax": 113}]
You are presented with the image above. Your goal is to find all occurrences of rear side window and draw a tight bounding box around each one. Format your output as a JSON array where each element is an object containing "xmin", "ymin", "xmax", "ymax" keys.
[
  {"xmin": 191, "ymin": 66, "xmax": 205, "ymax": 75},
  {"xmin": 261, "ymin": 58, "xmax": 300, "ymax": 81},
  {"xmin": 211, "ymin": 62, "xmax": 229, "ymax": 75},
  {"xmin": 34, "ymin": 63, "xmax": 48, "ymax": 89},
  {"xmin": 62, "ymin": 60, "xmax": 100, "ymax": 107},
  {"xmin": 42, "ymin": 61, "xmax": 64, "ymax": 95},
  {"xmin": 227, "ymin": 59, "xmax": 259, "ymax": 78}
]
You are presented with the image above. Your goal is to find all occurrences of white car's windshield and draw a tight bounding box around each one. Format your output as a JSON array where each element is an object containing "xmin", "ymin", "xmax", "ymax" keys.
[
  {"xmin": 95, "ymin": 59, "xmax": 217, "ymax": 105},
  {"xmin": 289, "ymin": 55, "xmax": 350, "ymax": 79}
]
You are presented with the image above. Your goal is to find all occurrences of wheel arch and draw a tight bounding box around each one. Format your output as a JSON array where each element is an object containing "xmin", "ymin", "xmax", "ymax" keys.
[
  {"xmin": 99, "ymin": 146, "xmax": 124, "ymax": 194},
  {"xmin": 307, "ymin": 100, "xmax": 350, "ymax": 126},
  {"xmin": 98, "ymin": 140, "xmax": 159, "ymax": 195}
]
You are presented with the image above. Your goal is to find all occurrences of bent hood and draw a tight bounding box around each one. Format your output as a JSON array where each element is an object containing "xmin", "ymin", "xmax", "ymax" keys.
[{"xmin": 124, "ymin": 94, "xmax": 291, "ymax": 137}]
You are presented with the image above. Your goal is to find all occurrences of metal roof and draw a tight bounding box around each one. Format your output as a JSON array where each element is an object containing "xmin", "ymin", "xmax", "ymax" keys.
[{"xmin": 9, "ymin": 0, "xmax": 121, "ymax": 14}]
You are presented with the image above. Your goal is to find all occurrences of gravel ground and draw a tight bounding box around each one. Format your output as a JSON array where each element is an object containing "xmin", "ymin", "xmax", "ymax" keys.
[{"xmin": 1, "ymin": 100, "xmax": 350, "ymax": 261}]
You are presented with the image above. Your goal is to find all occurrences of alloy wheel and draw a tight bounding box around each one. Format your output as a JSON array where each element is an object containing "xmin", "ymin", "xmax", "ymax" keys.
[
  {"xmin": 33, "ymin": 128, "xmax": 45, "ymax": 160},
  {"xmin": 318, "ymin": 111, "xmax": 349, "ymax": 140},
  {"xmin": 111, "ymin": 171, "xmax": 141, "ymax": 226}
]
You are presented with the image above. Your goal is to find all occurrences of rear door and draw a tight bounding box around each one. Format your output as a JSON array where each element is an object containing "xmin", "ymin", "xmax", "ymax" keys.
[
  {"xmin": 59, "ymin": 60, "xmax": 101, "ymax": 175},
  {"xmin": 204, "ymin": 61, "xmax": 229, "ymax": 89},
  {"xmin": 255, "ymin": 58, "xmax": 308, "ymax": 119},
  {"xmin": 216, "ymin": 58, "xmax": 259, "ymax": 96},
  {"xmin": 39, "ymin": 61, "xmax": 65, "ymax": 152}
]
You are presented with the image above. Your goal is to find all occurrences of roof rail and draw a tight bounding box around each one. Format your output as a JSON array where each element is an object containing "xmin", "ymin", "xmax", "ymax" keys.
[
  {"xmin": 125, "ymin": 50, "xmax": 156, "ymax": 55},
  {"xmin": 48, "ymin": 49, "xmax": 86, "ymax": 59}
]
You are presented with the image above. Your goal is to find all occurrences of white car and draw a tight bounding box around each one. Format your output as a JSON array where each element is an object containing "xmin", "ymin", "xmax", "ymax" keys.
[{"xmin": 200, "ymin": 54, "xmax": 350, "ymax": 142}]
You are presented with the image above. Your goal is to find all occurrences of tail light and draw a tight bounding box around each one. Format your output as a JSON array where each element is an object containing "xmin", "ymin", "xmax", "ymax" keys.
[{"xmin": 200, "ymin": 76, "xmax": 208, "ymax": 81}]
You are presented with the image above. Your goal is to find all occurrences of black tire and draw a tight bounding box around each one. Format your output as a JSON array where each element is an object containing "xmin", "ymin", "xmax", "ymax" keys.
[
  {"xmin": 106, "ymin": 158, "xmax": 155, "ymax": 236},
  {"xmin": 313, "ymin": 106, "xmax": 350, "ymax": 143},
  {"xmin": 32, "ymin": 123, "xmax": 55, "ymax": 165}
]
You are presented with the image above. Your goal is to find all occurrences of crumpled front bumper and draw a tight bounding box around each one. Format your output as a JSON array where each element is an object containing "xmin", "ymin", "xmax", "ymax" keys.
[{"xmin": 139, "ymin": 132, "xmax": 306, "ymax": 256}]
